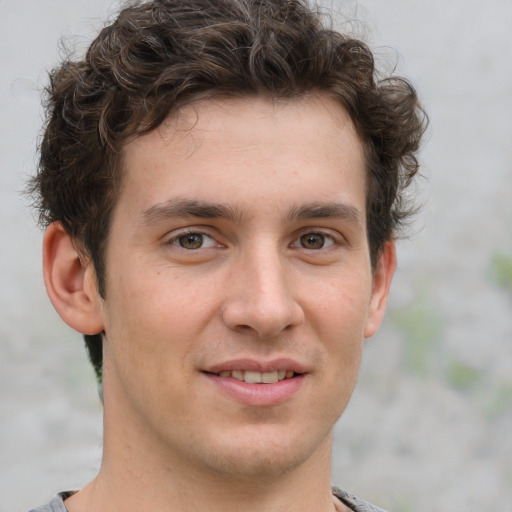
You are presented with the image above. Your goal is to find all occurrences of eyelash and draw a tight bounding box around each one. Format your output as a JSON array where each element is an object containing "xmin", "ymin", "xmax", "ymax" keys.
[
  {"xmin": 290, "ymin": 231, "xmax": 338, "ymax": 250},
  {"xmin": 166, "ymin": 228, "xmax": 340, "ymax": 251},
  {"xmin": 168, "ymin": 230, "xmax": 219, "ymax": 250}
]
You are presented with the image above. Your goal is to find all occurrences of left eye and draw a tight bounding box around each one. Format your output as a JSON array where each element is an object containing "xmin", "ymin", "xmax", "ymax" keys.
[
  {"xmin": 172, "ymin": 232, "xmax": 217, "ymax": 250},
  {"xmin": 293, "ymin": 232, "xmax": 335, "ymax": 250}
]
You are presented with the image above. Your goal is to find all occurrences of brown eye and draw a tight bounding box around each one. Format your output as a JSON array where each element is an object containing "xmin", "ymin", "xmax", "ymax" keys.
[
  {"xmin": 300, "ymin": 233, "xmax": 326, "ymax": 249},
  {"xmin": 170, "ymin": 231, "xmax": 217, "ymax": 250},
  {"xmin": 178, "ymin": 233, "xmax": 204, "ymax": 249}
]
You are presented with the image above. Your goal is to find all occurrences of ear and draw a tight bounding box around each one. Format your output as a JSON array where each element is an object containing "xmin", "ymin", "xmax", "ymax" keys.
[
  {"xmin": 43, "ymin": 222, "xmax": 104, "ymax": 335},
  {"xmin": 364, "ymin": 241, "xmax": 396, "ymax": 339}
]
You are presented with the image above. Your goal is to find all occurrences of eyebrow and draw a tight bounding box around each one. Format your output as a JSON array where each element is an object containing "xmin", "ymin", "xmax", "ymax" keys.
[
  {"xmin": 139, "ymin": 199, "xmax": 243, "ymax": 226},
  {"xmin": 138, "ymin": 198, "xmax": 364, "ymax": 227},
  {"xmin": 288, "ymin": 202, "xmax": 364, "ymax": 226}
]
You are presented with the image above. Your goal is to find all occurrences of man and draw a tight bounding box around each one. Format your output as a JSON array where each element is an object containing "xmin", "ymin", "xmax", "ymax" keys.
[{"xmin": 28, "ymin": 0, "xmax": 426, "ymax": 511}]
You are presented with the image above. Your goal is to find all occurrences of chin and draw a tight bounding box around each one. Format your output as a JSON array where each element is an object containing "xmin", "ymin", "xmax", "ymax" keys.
[
  {"xmin": 195, "ymin": 423, "xmax": 333, "ymax": 482},
  {"xmin": 204, "ymin": 448, "xmax": 307, "ymax": 482}
]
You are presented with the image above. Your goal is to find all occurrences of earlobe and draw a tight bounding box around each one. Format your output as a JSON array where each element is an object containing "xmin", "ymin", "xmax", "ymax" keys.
[
  {"xmin": 364, "ymin": 241, "xmax": 396, "ymax": 339},
  {"xmin": 43, "ymin": 222, "xmax": 104, "ymax": 335}
]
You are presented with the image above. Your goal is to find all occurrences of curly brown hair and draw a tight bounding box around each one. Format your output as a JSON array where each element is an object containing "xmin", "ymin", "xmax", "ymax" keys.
[{"xmin": 29, "ymin": 0, "xmax": 427, "ymax": 385}]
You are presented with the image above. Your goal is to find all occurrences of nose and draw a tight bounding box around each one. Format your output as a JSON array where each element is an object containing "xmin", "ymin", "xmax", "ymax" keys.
[{"xmin": 221, "ymin": 245, "xmax": 304, "ymax": 339}]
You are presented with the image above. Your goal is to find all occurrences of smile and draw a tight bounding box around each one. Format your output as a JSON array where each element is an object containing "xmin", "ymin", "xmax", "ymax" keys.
[
  {"xmin": 215, "ymin": 370, "xmax": 296, "ymax": 384},
  {"xmin": 202, "ymin": 358, "xmax": 308, "ymax": 405},
  {"xmin": 204, "ymin": 368, "xmax": 306, "ymax": 407}
]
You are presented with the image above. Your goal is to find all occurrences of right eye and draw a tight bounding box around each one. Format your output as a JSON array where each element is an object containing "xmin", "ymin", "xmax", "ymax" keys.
[{"xmin": 170, "ymin": 232, "xmax": 217, "ymax": 250}]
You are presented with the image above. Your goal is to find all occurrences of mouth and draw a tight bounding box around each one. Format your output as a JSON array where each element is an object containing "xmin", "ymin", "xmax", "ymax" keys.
[
  {"xmin": 203, "ymin": 365, "xmax": 306, "ymax": 406},
  {"xmin": 206, "ymin": 369, "xmax": 298, "ymax": 384},
  {"xmin": 201, "ymin": 359, "xmax": 307, "ymax": 405}
]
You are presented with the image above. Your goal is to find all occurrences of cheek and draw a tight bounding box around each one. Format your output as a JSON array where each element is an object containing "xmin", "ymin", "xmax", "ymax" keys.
[
  {"xmin": 102, "ymin": 276, "xmax": 197, "ymax": 404},
  {"xmin": 310, "ymin": 273, "xmax": 372, "ymax": 336},
  {"xmin": 307, "ymin": 273, "xmax": 370, "ymax": 391},
  {"xmin": 104, "ymin": 267, "xmax": 218, "ymax": 359}
]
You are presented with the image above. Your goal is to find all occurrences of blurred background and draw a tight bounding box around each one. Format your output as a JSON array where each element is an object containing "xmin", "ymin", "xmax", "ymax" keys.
[{"xmin": 1, "ymin": 1, "xmax": 511, "ymax": 511}]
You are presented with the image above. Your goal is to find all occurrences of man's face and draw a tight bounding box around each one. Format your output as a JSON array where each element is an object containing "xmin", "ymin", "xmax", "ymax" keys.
[{"xmin": 96, "ymin": 95, "xmax": 393, "ymax": 480}]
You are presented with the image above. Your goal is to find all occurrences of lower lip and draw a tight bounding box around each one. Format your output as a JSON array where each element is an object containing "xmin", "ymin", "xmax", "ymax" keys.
[{"xmin": 203, "ymin": 373, "xmax": 306, "ymax": 407}]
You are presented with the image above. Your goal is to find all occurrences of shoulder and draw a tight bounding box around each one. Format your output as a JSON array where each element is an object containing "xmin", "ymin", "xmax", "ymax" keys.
[
  {"xmin": 28, "ymin": 491, "xmax": 76, "ymax": 512},
  {"xmin": 333, "ymin": 487, "xmax": 390, "ymax": 512}
]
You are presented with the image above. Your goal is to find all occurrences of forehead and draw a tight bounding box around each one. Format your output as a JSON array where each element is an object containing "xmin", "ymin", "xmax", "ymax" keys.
[{"xmin": 118, "ymin": 94, "xmax": 366, "ymax": 221}]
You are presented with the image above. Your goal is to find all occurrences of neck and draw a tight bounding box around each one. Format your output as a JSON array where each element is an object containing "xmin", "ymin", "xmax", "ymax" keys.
[{"xmin": 67, "ymin": 424, "xmax": 338, "ymax": 512}]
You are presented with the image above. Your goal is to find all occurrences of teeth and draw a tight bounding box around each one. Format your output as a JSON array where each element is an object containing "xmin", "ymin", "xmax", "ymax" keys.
[
  {"xmin": 262, "ymin": 371, "xmax": 278, "ymax": 384},
  {"xmin": 244, "ymin": 370, "xmax": 262, "ymax": 383},
  {"xmin": 217, "ymin": 369, "xmax": 296, "ymax": 383},
  {"xmin": 232, "ymin": 370, "xmax": 244, "ymax": 380}
]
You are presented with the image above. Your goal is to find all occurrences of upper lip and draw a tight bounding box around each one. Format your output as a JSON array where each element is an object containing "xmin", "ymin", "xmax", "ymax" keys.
[{"xmin": 203, "ymin": 358, "xmax": 308, "ymax": 374}]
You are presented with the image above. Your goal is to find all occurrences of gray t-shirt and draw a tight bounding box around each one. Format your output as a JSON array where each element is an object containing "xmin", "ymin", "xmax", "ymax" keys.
[{"xmin": 29, "ymin": 488, "xmax": 389, "ymax": 512}]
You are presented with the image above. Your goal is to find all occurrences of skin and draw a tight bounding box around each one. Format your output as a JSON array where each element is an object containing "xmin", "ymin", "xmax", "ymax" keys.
[{"xmin": 44, "ymin": 94, "xmax": 395, "ymax": 512}]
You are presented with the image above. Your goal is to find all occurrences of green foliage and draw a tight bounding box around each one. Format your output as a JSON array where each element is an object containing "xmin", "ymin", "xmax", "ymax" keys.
[
  {"xmin": 485, "ymin": 384, "xmax": 512, "ymax": 418},
  {"xmin": 392, "ymin": 497, "xmax": 414, "ymax": 512},
  {"xmin": 446, "ymin": 360, "xmax": 481, "ymax": 392},
  {"xmin": 490, "ymin": 252, "xmax": 512, "ymax": 291},
  {"xmin": 390, "ymin": 288, "xmax": 443, "ymax": 378}
]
